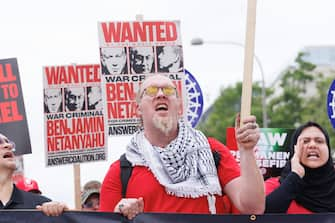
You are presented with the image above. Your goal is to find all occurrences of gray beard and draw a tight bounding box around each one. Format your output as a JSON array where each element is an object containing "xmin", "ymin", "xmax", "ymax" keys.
[{"xmin": 152, "ymin": 115, "xmax": 173, "ymax": 136}]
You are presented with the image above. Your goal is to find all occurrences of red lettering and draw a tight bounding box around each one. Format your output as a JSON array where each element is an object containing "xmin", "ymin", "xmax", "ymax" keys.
[
  {"xmin": 106, "ymin": 82, "xmax": 135, "ymax": 101},
  {"xmin": 47, "ymin": 136, "xmax": 58, "ymax": 151},
  {"xmin": 107, "ymin": 102, "xmax": 117, "ymax": 119},
  {"xmin": 155, "ymin": 22, "xmax": 165, "ymax": 42},
  {"xmin": 133, "ymin": 22, "xmax": 146, "ymax": 42},
  {"xmin": 1, "ymin": 83, "xmax": 19, "ymax": 99},
  {"xmin": 146, "ymin": 22, "xmax": 155, "ymax": 41},
  {"xmin": 47, "ymin": 120, "xmax": 54, "ymax": 136},
  {"xmin": 44, "ymin": 66, "xmax": 57, "ymax": 85},
  {"xmin": 100, "ymin": 21, "xmax": 178, "ymax": 43},
  {"xmin": 107, "ymin": 101, "xmax": 138, "ymax": 119},
  {"xmin": 0, "ymin": 101, "xmax": 23, "ymax": 123},
  {"xmin": 45, "ymin": 66, "xmax": 68, "ymax": 85},
  {"xmin": 0, "ymin": 63, "xmax": 17, "ymax": 83},
  {"xmin": 47, "ymin": 135, "xmax": 71, "ymax": 151},
  {"xmin": 46, "ymin": 119, "xmax": 68, "ymax": 136},
  {"xmin": 165, "ymin": 22, "xmax": 177, "ymax": 41},
  {"xmin": 101, "ymin": 22, "xmax": 122, "ymax": 43},
  {"xmin": 86, "ymin": 64, "xmax": 101, "ymax": 82},
  {"xmin": 67, "ymin": 66, "xmax": 79, "ymax": 83},
  {"xmin": 47, "ymin": 117, "xmax": 103, "ymax": 136},
  {"xmin": 48, "ymin": 133, "xmax": 104, "ymax": 152},
  {"xmin": 121, "ymin": 23, "xmax": 134, "ymax": 42},
  {"xmin": 44, "ymin": 65, "xmax": 101, "ymax": 85}
]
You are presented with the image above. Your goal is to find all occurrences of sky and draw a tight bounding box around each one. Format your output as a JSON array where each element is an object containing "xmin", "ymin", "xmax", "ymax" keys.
[{"xmin": 1, "ymin": 0, "xmax": 335, "ymax": 208}]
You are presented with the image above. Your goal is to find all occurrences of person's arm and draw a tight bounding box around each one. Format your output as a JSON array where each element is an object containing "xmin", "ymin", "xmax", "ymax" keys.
[
  {"xmin": 224, "ymin": 115, "xmax": 265, "ymax": 214},
  {"xmin": 265, "ymin": 172, "xmax": 304, "ymax": 213},
  {"xmin": 100, "ymin": 160, "xmax": 144, "ymax": 220},
  {"xmin": 265, "ymin": 143, "xmax": 305, "ymax": 213}
]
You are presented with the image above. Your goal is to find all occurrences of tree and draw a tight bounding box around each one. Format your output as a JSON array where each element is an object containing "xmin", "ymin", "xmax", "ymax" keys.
[
  {"xmin": 197, "ymin": 52, "xmax": 335, "ymax": 151},
  {"xmin": 267, "ymin": 52, "xmax": 335, "ymax": 149},
  {"xmin": 267, "ymin": 53, "xmax": 315, "ymax": 128},
  {"xmin": 197, "ymin": 82, "xmax": 264, "ymax": 143}
]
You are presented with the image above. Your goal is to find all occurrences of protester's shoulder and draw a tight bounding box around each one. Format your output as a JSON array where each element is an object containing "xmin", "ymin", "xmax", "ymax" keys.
[
  {"xmin": 106, "ymin": 158, "xmax": 122, "ymax": 174},
  {"xmin": 207, "ymin": 137, "xmax": 230, "ymax": 153},
  {"xmin": 18, "ymin": 188, "xmax": 51, "ymax": 205},
  {"xmin": 207, "ymin": 137, "xmax": 238, "ymax": 166},
  {"xmin": 208, "ymin": 137, "xmax": 240, "ymax": 183},
  {"xmin": 101, "ymin": 159, "xmax": 122, "ymax": 187}
]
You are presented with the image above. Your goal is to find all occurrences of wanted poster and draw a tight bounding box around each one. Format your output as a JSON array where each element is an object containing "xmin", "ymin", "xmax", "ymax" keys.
[
  {"xmin": 43, "ymin": 64, "xmax": 107, "ymax": 166},
  {"xmin": 97, "ymin": 20, "xmax": 187, "ymax": 136}
]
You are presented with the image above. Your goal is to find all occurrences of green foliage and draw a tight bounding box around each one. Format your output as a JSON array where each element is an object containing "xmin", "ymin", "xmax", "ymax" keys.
[
  {"xmin": 267, "ymin": 52, "xmax": 334, "ymax": 150},
  {"xmin": 197, "ymin": 82, "xmax": 264, "ymax": 143},
  {"xmin": 268, "ymin": 53, "xmax": 316, "ymax": 128},
  {"xmin": 197, "ymin": 52, "xmax": 335, "ymax": 150}
]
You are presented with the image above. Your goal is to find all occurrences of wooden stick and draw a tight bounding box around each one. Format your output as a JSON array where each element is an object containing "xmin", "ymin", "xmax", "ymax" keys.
[
  {"xmin": 73, "ymin": 163, "xmax": 81, "ymax": 210},
  {"xmin": 240, "ymin": 0, "xmax": 257, "ymax": 125}
]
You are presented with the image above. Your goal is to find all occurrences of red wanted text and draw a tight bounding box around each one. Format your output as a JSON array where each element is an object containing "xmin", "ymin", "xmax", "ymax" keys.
[
  {"xmin": 44, "ymin": 64, "xmax": 100, "ymax": 85},
  {"xmin": 101, "ymin": 21, "xmax": 178, "ymax": 43}
]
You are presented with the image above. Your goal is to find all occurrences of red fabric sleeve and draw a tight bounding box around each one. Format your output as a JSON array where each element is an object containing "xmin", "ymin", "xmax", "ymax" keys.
[
  {"xmin": 99, "ymin": 160, "xmax": 122, "ymax": 212},
  {"xmin": 207, "ymin": 137, "xmax": 241, "ymax": 188}
]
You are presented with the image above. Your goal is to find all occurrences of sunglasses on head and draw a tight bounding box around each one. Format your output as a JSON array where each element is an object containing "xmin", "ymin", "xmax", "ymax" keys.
[{"xmin": 143, "ymin": 86, "xmax": 176, "ymax": 97}]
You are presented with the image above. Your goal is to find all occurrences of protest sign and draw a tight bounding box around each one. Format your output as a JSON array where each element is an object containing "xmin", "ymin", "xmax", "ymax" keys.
[
  {"xmin": 43, "ymin": 64, "xmax": 107, "ymax": 166},
  {"xmin": 327, "ymin": 79, "xmax": 335, "ymax": 128},
  {"xmin": 226, "ymin": 127, "xmax": 294, "ymax": 179},
  {"xmin": 0, "ymin": 58, "xmax": 31, "ymax": 155},
  {"xmin": 97, "ymin": 20, "xmax": 187, "ymax": 136}
]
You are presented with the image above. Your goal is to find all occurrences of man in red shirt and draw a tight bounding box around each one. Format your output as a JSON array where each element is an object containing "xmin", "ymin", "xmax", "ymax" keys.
[{"xmin": 100, "ymin": 74, "xmax": 264, "ymax": 219}]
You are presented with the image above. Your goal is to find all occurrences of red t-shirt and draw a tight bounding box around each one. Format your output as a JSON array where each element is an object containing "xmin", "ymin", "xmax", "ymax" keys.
[
  {"xmin": 100, "ymin": 137, "xmax": 240, "ymax": 214},
  {"xmin": 265, "ymin": 177, "xmax": 313, "ymax": 214}
]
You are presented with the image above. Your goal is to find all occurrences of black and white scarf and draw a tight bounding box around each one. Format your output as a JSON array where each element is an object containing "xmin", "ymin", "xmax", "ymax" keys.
[{"xmin": 125, "ymin": 119, "xmax": 222, "ymax": 212}]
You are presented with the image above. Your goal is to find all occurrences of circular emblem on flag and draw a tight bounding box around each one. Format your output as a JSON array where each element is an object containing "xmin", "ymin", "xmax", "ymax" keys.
[
  {"xmin": 327, "ymin": 79, "xmax": 335, "ymax": 128},
  {"xmin": 184, "ymin": 69, "xmax": 204, "ymax": 127}
]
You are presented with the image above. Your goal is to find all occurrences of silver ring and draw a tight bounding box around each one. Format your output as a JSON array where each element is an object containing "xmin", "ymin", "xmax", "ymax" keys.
[
  {"xmin": 118, "ymin": 204, "xmax": 124, "ymax": 212},
  {"xmin": 251, "ymin": 123, "xmax": 257, "ymax": 129}
]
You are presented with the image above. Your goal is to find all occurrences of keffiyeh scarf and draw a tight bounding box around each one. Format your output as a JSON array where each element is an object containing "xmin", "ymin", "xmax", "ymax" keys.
[{"xmin": 125, "ymin": 120, "xmax": 222, "ymax": 203}]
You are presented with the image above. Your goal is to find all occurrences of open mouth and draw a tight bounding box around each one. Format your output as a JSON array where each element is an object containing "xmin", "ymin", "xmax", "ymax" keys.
[
  {"xmin": 155, "ymin": 103, "xmax": 168, "ymax": 111},
  {"xmin": 306, "ymin": 152, "xmax": 320, "ymax": 158},
  {"xmin": 3, "ymin": 152, "xmax": 14, "ymax": 159}
]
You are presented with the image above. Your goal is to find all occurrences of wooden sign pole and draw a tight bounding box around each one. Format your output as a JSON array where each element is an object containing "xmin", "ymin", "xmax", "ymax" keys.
[
  {"xmin": 240, "ymin": 0, "xmax": 257, "ymax": 125},
  {"xmin": 73, "ymin": 163, "xmax": 81, "ymax": 209}
]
